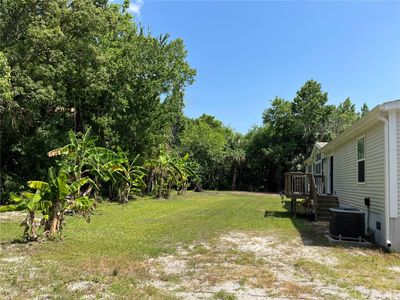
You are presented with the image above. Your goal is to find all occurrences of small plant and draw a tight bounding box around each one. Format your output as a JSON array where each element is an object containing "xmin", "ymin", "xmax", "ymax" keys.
[{"xmin": 213, "ymin": 290, "xmax": 237, "ymax": 300}]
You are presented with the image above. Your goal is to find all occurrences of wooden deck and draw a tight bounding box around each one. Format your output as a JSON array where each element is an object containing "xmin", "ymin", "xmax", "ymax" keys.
[{"xmin": 284, "ymin": 172, "xmax": 337, "ymax": 221}]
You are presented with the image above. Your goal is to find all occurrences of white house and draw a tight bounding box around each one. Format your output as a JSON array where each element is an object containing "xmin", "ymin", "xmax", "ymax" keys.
[{"xmin": 304, "ymin": 99, "xmax": 400, "ymax": 251}]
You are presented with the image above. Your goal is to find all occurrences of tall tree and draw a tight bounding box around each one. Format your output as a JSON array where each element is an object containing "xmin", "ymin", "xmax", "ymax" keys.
[
  {"xmin": 326, "ymin": 98, "xmax": 359, "ymax": 138},
  {"xmin": 0, "ymin": 0, "xmax": 195, "ymax": 193},
  {"xmin": 225, "ymin": 133, "xmax": 245, "ymax": 190},
  {"xmin": 360, "ymin": 103, "xmax": 369, "ymax": 117},
  {"xmin": 292, "ymin": 79, "xmax": 329, "ymax": 155},
  {"xmin": 179, "ymin": 115, "xmax": 234, "ymax": 189}
]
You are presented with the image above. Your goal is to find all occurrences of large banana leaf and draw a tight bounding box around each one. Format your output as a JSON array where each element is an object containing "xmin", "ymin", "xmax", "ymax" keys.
[
  {"xmin": 57, "ymin": 171, "xmax": 70, "ymax": 200},
  {"xmin": 48, "ymin": 167, "xmax": 57, "ymax": 187},
  {"xmin": 28, "ymin": 181, "xmax": 49, "ymax": 191},
  {"xmin": 0, "ymin": 204, "xmax": 24, "ymax": 212},
  {"xmin": 69, "ymin": 130, "xmax": 79, "ymax": 148},
  {"xmin": 68, "ymin": 196, "xmax": 94, "ymax": 210},
  {"xmin": 69, "ymin": 177, "xmax": 97, "ymax": 194}
]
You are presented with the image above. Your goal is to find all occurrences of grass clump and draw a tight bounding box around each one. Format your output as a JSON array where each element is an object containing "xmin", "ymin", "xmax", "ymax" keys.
[{"xmin": 214, "ymin": 290, "xmax": 237, "ymax": 300}]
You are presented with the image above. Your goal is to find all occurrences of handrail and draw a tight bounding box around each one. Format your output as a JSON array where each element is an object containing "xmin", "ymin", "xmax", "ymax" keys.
[
  {"xmin": 284, "ymin": 172, "xmax": 321, "ymax": 219},
  {"xmin": 309, "ymin": 174, "xmax": 318, "ymax": 220},
  {"xmin": 284, "ymin": 172, "xmax": 312, "ymax": 197}
]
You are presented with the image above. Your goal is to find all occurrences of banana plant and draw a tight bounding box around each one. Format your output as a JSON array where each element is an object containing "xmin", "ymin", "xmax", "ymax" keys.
[
  {"xmin": 44, "ymin": 168, "xmax": 95, "ymax": 238},
  {"xmin": 0, "ymin": 190, "xmax": 51, "ymax": 241},
  {"xmin": 0, "ymin": 168, "xmax": 96, "ymax": 240},
  {"xmin": 107, "ymin": 149, "xmax": 146, "ymax": 204},
  {"xmin": 150, "ymin": 146, "xmax": 182, "ymax": 199},
  {"xmin": 48, "ymin": 128, "xmax": 96, "ymax": 182},
  {"xmin": 48, "ymin": 128, "xmax": 121, "ymax": 198},
  {"xmin": 175, "ymin": 153, "xmax": 200, "ymax": 195}
]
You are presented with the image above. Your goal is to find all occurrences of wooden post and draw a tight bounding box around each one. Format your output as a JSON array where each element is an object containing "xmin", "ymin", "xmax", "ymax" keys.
[
  {"xmin": 293, "ymin": 198, "xmax": 297, "ymax": 217},
  {"xmin": 290, "ymin": 198, "xmax": 294, "ymax": 216}
]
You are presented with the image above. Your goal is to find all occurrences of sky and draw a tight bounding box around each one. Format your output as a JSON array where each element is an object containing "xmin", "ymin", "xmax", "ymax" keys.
[{"xmin": 113, "ymin": 0, "xmax": 400, "ymax": 133}]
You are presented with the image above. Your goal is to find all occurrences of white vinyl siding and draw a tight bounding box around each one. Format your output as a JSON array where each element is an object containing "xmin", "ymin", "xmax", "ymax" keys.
[
  {"xmin": 333, "ymin": 123, "xmax": 385, "ymax": 214},
  {"xmin": 397, "ymin": 112, "xmax": 400, "ymax": 216}
]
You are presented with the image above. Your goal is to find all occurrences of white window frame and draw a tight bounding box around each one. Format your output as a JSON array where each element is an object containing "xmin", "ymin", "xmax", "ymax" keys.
[{"xmin": 357, "ymin": 135, "xmax": 366, "ymax": 184}]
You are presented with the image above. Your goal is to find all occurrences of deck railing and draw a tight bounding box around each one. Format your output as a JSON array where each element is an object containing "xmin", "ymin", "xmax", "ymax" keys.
[
  {"xmin": 284, "ymin": 172, "xmax": 325, "ymax": 219},
  {"xmin": 284, "ymin": 172, "xmax": 311, "ymax": 198},
  {"xmin": 314, "ymin": 175, "xmax": 324, "ymax": 195}
]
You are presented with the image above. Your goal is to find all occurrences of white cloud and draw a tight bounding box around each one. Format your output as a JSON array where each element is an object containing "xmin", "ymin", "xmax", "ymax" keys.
[{"xmin": 127, "ymin": 0, "xmax": 144, "ymax": 16}]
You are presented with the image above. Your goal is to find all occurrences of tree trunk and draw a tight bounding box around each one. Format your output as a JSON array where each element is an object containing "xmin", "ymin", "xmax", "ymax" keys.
[
  {"xmin": 46, "ymin": 201, "xmax": 61, "ymax": 238},
  {"xmin": 49, "ymin": 216, "xmax": 60, "ymax": 237},
  {"xmin": 165, "ymin": 180, "xmax": 173, "ymax": 198},
  {"xmin": 119, "ymin": 183, "xmax": 130, "ymax": 204},
  {"xmin": 147, "ymin": 171, "xmax": 154, "ymax": 195},
  {"xmin": 156, "ymin": 175, "xmax": 163, "ymax": 198},
  {"xmin": 22, "ymin": 211, "xmax": 37, "ymax": 241},
  {"xmin": 178, "ymin": 182, "xmax": 187, "ymax": 195},
  {"xmin": 194, "ymin": 184, "xmax": 203, "ymax": 192},
  {"xmin": 232, "ymin": 164, "xmax": 238, "ymax": 190}
]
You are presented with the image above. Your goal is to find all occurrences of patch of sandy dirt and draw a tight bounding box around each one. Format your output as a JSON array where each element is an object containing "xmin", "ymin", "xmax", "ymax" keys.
[
  {"xmin": 66, "ymin": 281, "xmax": 111, "ymax": 298},
  {"xmin": 147, "ymin": 255, "xmax": 187, "ymax": 275},
  {"xmin": 1, "ymin": 228, "xmax": 399, "ymax": 299},
  {"xmin": 388, "ymin": 265, "xmax": 400, "ymax": 272},
  {"xmin": 353, "ymin": 285, "xmax": 400, "ymax": 300},
  {"xmin": 67, "ymin": 281, "xmax": 93, "ymax": 292},
  {"xmin": 220, "ymin": 232, "xmax": 338, "ymax": 266},
  {"xmin": 0, "ymin": 211, "xmax": 26, "ymax": 222},
  {"xmin": 1, "ymin": 256, "xmax": 26, "ymax": 263},
  {"xmin": 142, "ymin": 231, "xmax": 400, "ymax": 299}
]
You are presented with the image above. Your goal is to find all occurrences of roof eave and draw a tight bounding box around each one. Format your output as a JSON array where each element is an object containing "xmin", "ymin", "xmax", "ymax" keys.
[{"xmin": 322, "ymin": 105, "xmax": 383, "ymax": 153}]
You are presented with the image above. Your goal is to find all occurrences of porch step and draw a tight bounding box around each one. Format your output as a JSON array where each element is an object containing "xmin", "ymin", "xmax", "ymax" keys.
[
  {"xmin": 316, "ymin": 195, "xmax": 338, "ymax": 221},
  {"xmin": 317, "ymin": 195, "xmax": 338, "ymax": 201}
]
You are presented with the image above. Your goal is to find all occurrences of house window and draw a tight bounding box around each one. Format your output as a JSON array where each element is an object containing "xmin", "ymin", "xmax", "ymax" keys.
[{"xmin": 357, "ymin": 136, "xmax": 365, "ymax": 183}]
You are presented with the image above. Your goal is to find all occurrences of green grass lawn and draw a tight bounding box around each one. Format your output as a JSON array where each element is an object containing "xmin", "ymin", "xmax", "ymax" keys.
[
  {"xmin": 1, "ymin": 191, "xmax": 301, "ymax": 260},
  {"xmin": 1, "ymin": 191, "xmax": 399, "ymax": 299}
]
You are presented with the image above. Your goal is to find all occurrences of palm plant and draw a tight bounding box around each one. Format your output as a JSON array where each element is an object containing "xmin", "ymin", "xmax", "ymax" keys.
[{"xmin": 225, "ymin": 135, "xmax": 246, "ymax": 190}]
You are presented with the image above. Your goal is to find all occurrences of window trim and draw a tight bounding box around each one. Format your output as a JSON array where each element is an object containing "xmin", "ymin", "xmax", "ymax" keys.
[{"xmin": 357, "ymin": 135, "xmax": 366, "ymax": 184}]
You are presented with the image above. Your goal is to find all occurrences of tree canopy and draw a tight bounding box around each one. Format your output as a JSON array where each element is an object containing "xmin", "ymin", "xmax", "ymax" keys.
[
  {"xmin": 0, "ymin": 0, "xmax": 195, "ymax": 197},
  {"xmin": 0, "ymin": 0, "xmax": 370, "ymax": 201}
]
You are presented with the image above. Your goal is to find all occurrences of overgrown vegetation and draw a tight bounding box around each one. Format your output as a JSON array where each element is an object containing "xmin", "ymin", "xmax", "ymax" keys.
[
  {"xmin": 0, "ymin": 0, "xmax": 369, "ymax": 202},
  {"xmin": 0, "ymin": 129, "xmax": 199, "ymax": 240}
]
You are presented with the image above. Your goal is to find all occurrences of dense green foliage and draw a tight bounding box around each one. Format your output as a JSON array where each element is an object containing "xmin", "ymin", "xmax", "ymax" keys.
[
  {"xmin": 0, "ymin": 1, "xmax": 370, "ymax": 201},
  {"xmin": 241, "ymin": 80, "xmax": 366, "ymax": 191},
  {"xmin": 178, "ymin": 80, "xmax": 367, "ymax": 192},
  {"xmin": 0, "ymin": 0, "xmax": 195, "ymax": 200},
  {"xmin": 1, "ymin": 127, "xmax": 200, "ymax": 239},
  {"xmin": 179, "ymin": 115, "xmax": 238, "ymax": 190}
]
